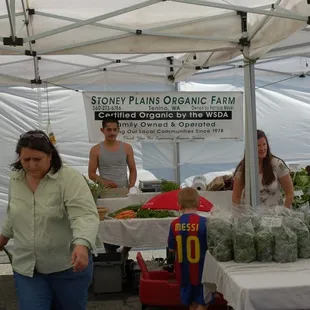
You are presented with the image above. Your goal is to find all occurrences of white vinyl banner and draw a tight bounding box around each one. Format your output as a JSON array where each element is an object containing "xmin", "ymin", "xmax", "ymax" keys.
[{"xmin": 83, "ymin": 91, "xmax": 243, "ymax": 142}]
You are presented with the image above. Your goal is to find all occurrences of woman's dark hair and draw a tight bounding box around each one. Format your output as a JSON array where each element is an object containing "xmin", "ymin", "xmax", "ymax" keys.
[
  {"xmin": 11, "ymin": 130, "xmax": 62, "ymax": 173},
  {"xmin": 234, "ymin": 129, "xmax": 276, "ymax": 187}
]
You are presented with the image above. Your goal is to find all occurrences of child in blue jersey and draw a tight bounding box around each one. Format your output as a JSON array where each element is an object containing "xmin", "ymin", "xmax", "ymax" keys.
[{"xmin": 168, "ymin": 187, "xmax": 208, "ymax": 310}]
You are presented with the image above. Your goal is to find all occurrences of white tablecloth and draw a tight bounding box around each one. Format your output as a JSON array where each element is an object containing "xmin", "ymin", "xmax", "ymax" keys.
[
  {"xmin": 98, "ymin": 218, "xmax": 174, "ymax": 248},
  {"xmin": 202, "ymin": 251, "xmax": 310, "ymax": 310},
  {"xmin": 96, "ymin": 191, "xmax": 232, "ymax": 249}
]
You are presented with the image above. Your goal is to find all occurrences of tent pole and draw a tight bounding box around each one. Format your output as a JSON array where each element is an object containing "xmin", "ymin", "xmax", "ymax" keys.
[
  {"xmin": 243, "ymin": 47, "xmax": 260, "ymax": 208},
  {"xmin": 5, "ymin": 0, "xmax": 16, "ymax": 43},
  {"xmin": 174, "ymin": 82, "xmax": 181, "ymax": 185},
  {"xmin": 172, "ymin": 0, "xmax": 307, "ymax": 22}
]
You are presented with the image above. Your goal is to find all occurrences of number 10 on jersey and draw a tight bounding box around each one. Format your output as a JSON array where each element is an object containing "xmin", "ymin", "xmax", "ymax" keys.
[{"xmin": 176, "ymin": 235, "xmax": 200, "ymax": 263}]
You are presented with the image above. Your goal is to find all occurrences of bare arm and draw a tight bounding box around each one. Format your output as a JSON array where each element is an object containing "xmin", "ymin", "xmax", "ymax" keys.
[
  {"xmin": 126, "ymin": 144, "xmax": 137, "ymax": 188},
  {"xmin": 88, "ymin": 146, "xmax": 101, "ymax": 183},
  {"xmin": 88, "ymin": 146, "xmax": 117, "ymax": 188},
  {"xmin": 279, "ymin": 174, "xmax": 294, "ymax": 208},
  {"xmin": 232, "ymin": 177, "xmax": 243, "ymax": 205}
]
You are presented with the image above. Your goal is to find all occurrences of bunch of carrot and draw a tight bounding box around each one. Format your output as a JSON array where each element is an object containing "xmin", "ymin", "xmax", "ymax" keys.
[{"xmin": 114, "ymin": 210, "xmax": 137, "ymax": 219}]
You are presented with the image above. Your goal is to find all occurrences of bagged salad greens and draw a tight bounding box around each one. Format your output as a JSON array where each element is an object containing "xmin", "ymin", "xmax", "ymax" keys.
[
  {"xmin": 272, "ymin": 206, "xmax": 298, "ymax": 263},
  {"xmin": 255, "ymin": 227, "xmax": 274, "ymax": 262},
  {"xmin": 207, "ymin": 207, "xmax": 233, "ymax": 262},
  {"xmin": 254, "ymin": 206, "xmax": 275, "ymax": 262},
  {"xmin": 232, "ymin": 205, "xmax": 256, "ymax": 263},
  {"xmin": 285, "ymin": 210, "xmax": 310, "ymax": 259}
]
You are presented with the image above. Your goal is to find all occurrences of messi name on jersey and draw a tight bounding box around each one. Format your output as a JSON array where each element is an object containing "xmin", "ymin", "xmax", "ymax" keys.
[{"xmin": 175, "ymin": 223, "xmax": 199, "ymax": 232}]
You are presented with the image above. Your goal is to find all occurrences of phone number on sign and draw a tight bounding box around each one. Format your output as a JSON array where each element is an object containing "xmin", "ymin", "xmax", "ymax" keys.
[{"xmin": 92, "ymin": 106, "xmax": 122, "ymax": 111}]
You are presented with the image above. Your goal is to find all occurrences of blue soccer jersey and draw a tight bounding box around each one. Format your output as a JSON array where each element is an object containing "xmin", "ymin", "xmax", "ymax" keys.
[{"xmin": 168, "ymin": 213, "xmax": 207, "ymax": 286}]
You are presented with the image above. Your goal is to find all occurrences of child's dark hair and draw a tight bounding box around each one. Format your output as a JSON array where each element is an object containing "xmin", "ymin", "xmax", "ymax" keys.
[
  {"xmin": 11, "ymin": 130, "xmax": 62, "ymax": 173},
  {"xmin": 102, "ymin": 117, "xmax": 119, "ymax": 128}
]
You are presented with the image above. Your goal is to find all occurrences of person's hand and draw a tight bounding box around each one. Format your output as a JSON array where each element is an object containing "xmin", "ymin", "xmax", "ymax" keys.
[
  {"xmin": 0, "ymin": 235, "xmax": 9, "ymax": 251},
  {"xmin": 71, "ymin": 245, "xmax": 89, "ymax": 272},
  {"xmin": 103, "ymin": 180, "xmax": 118, "ymax": 188}
]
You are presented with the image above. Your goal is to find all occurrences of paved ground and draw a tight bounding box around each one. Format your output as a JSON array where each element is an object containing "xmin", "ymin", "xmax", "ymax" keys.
[
  {"xmin": 0, "ymin": 272, "xmax": 142, "ymax": 310},
  {"xmin": 0, "ymin": 249, "xmax": 167, "ymax": 310}
]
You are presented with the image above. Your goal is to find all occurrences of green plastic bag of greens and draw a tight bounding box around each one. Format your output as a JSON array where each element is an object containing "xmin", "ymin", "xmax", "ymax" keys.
[
  {"xmin": 305, "ymin": 212, "xmax": 310, "ymax": 229},
  {"xmin": 233, "ymin": 217, "xmax": 256, "ymax": 263},
  {"xmin": 270, "ymin": 206, "xmax": 298, "ymax": 263},
  {"xmin": 255, "ymin": 229, "xmax": 274, "ymax": 262},
  {"xmin": 254, "ymin": 207, "xmax": 276, "ymax": 262},
  {"xmin": 207, "ymin": 215, "xmax": 233, "ymax": 262},
  {"xmin": 273, "ymin": 224, "xmax": 298, "ymax": 263},
  {"xmin": 284, "ymin": 212, "xmax": 310, "ymax": 259},
  {"xmin": 255, "ymin": 225, "xmax": 274, "ymax": 262}
]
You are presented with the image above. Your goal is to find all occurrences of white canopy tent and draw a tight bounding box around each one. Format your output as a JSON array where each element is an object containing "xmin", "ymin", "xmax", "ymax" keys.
[
  {"xmin": 0, "ymin": 0, "xmax": 310, "ymax": 207},
  {"xmin": 0, "ymin": 0, "xmax": 309, "ymax": 87}
]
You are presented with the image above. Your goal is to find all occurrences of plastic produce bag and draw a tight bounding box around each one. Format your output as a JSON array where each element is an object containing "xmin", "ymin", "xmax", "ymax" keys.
[
  {"xmin": 255, "ymin": 221, "xmax": 274, "ymax": 262},
  {"xmin": 255, "ymin": 228, "xmax": 274, "ymax": 262},
  {"xmin": 232, "ymin": 205, "xmax": 256, "ymax": 263},
  {"xmin": 271, "ymin": 207, "xmax": 298, "ymax": 263},
  {"xmin": 305, "ymin": 211, "xmax": 310, "ymax": 229},
  {"xmin": 253, "ymin": 206, "xmax": 275, "ymax": 262},
  {"xmin": 300, "ymin": 204, "xmax": 310, "ymax": 229},
  {"xmin": 285, "ymin": 211, "xmax": 310, "ymax": 259},
  {"xmin": 232, "ymin": 204, "xmax": 260, "ymax": 231},
  {"xmin": 207, "ymin": 208, "xmax": 233, "ymax": 262},
  {"xmin": 273, "ymin": 225, "xmax": 298, "ymax": 263}
]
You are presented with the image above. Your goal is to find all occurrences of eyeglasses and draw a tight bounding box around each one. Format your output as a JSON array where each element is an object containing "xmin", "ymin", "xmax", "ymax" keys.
[{"xmin": 20, "ymin": 133, "xmax": 50, "ymax": 143}]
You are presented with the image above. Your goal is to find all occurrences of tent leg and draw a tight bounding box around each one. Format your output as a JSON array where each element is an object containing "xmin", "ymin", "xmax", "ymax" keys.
[
  {"xmin": 174, "ymin": 142, "xmax": 181, "ymax": 185},
  {"xmin": 243, "ymin": 52, "xmax": 260, "ymax": 208},
  {"xmin": 5, "ymin": 0, "xmax": 16, "ymax": 42},
  {"xmin": 174, "ymin": 81, "xmax": 181, "ymax": 184}
]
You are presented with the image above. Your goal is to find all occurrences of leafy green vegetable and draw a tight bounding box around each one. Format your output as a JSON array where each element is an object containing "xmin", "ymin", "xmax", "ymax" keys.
[
  {"xmin": 284, "ymin": 215, "xmax": 310, "ymax": 259},
  {"xmin": 290, "ymin": 168, "xmax": 310, "ymax": 209},
  {"xmin": 83, "ymin": 175, "xmax": 106, "ymax": 202},
  {"xmin": 160, "ymin": 179, "xmax": 180, "ymax": 192},
  {"xmin": 136, "ymin": 209, "xmax": 172, "ymax": 218},
  {"xmin": 109, "ymin": 204, "xmax": 175, "ymax": 218},
  {"xmin": 255, "ymin": 228, "xmax": 274, "ymax": 262},
  {"xmin": 294, "ymin": 169, "xmax": 310, "ymax": 186},
  {"xmin": 273, "ymin": 225, "xmax": 298, "ymax": 263},
  {"xmin": 305, "ymin": 213, "xmax": 310, "ymax": 229},
  {"xmin": 207, "ymin": 218, "xmax": 233, "ymax": 262},
  {"xmin": 233, "ymin": 219, "xmax": 256, "ymax": 263}
]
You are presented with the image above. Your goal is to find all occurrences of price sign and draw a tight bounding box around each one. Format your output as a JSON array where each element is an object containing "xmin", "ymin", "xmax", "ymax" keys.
[{"xmin": 261, "ymin": 216, "xmax": 282, "ymax": 228}]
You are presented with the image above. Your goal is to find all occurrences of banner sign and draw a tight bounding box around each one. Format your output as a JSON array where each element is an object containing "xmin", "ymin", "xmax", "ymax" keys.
[{"xmin": 83, "ymin": 91, "xmax": 243, "ymax": 142}]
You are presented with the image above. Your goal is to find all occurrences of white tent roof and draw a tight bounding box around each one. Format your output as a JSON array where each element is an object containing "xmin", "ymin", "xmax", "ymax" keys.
[{"xmin": 0, "ymin": 0, "xmax": 310, "ymax": 85}]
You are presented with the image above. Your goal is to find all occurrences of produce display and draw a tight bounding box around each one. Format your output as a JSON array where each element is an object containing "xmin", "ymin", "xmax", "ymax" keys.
[
  {"xmin": 284, "ymin": 215, "xmax": 310, "ymax": 259},
  {"xmin": 255, "ymin": 227, "xmax": 274, "ymax": 262},
  {"xmin": 291, "ymin": 167, "xmax": 310, "ymax": 209},
  {"xmin": 273, "ymin": 225, "xmax": 298, "ymax": 263},
  {"xmin": 160, "ymin": 179, "xmax": 180, "ymax": 192},
  {"xmin": 83, "ymin": 176, "xmax": 106, "ymax": 202},
  {"xmin": 208, "ymin": 217, "xmax": 233, "ymax": 262},
  {"xmin": 233, "ymin": 218, "xmax": 256, "ymax": 263},
  {"xmin": 108, "ymin": 204, "xmax": 175, "ymax": 219},
  {"xmin": 115, "ymin": 210, "xmax": 137, "ymax": 219},
  {"xmin": 206, "ymin": 166, "xmax": 310, "ymax": 211},
  {"xmin": 208, "ymin": 205, "xmax": 310, "ymax": 264}
]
